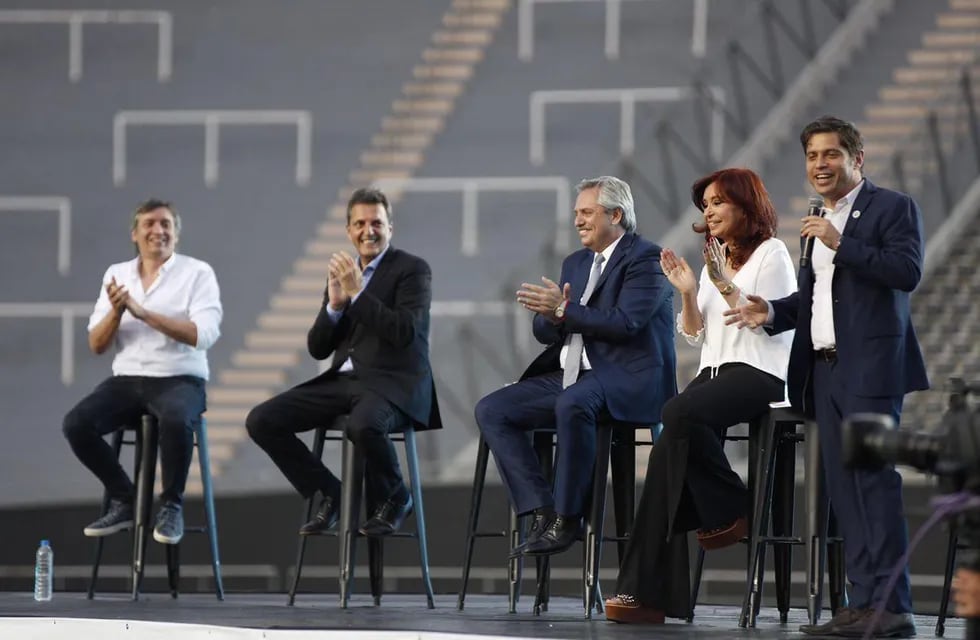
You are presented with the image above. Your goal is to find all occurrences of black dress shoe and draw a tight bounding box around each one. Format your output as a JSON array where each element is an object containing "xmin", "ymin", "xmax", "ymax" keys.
[
  {"xmin": 835, "ymin": 610, "xmax": 916, "ymax": 638},
  {"xmin": 524, "ymin": 514, "xmax": 582, "ymax": 556},
  {"xmin": 508, "ymin": 507, "xmax": 556, "ymax": 558},
  {"xmin": 359, "ymin": 494, "xmax": 413, "ymax": 537},
  {"xmin": 299, "ymin": 493, "xmax": 340, "ymax": 535}
]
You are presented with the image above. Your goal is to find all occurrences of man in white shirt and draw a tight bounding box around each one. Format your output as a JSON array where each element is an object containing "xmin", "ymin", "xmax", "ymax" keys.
[
  {"xmin": 726, "ymin": 116, "xmax": 927, "ymax": 638},
  {"xmin": 63, "ymin": 199, "xmax": 222, "ymax": 545}
]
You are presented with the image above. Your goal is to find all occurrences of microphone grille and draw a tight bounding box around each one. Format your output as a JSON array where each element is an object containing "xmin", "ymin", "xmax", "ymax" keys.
[{"xmin": 808, "ymin": 195, "xmax": 824, "ymax": 208}]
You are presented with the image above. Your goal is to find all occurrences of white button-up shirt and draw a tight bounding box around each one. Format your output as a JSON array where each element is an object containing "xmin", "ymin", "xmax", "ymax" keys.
[
  {"xmin": 811, "ymin": 180, "xmax": 863, "ymax": 350},
  {"xmin": 88, "ymin": 253, "xmax": 222, "ymax": 380}
]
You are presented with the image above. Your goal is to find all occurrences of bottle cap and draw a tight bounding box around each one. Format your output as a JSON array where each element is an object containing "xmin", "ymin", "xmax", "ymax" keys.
[{"xmin": 40, "ymin": 540, "xmax": 49, "ymax": 546}]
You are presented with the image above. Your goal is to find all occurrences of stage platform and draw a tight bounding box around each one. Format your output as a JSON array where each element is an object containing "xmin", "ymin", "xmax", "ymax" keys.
[{"xmin": 0, "ymin": 593, "xmax": 968, "ymax": 639}]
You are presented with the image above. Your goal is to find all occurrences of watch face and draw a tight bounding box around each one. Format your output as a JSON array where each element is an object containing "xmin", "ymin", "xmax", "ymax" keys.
[{"xmin": 555, "ymin": 304, "xmax": 565, "ymax": 318}]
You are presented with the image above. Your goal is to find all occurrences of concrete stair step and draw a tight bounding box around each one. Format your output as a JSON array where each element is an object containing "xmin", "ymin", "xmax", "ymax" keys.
[
  {"xmin": 257, "ymin": 312, "xmax": 315, "ymax": 331},
  {"xmin": 218, "ymin": 369, "xmax": 286, "ymax": 387},
  {"xmin": 371, "ymin": 132, "xmax": 435, "ymax": 149},
  {"xmin": 360, "ymin": 150, "xmax": 425, "ymax": 167},
  {"xmin": 443, "ymin": 12, "xmax": 502, "ymax": 28},
  {"xmin": 937, "ymin": 12, "xmax": 980, "ymax": 29},
  {"xmin": 922, "ymin": 31, "xmax": 980, "ymax": 48},
  {"xmin": 208, "ymin": 388, "xmax": 271, "ymax": 404},
  {"xmin": 422, "ymin": 48, "xmax": 484, "ymax": 63},
  {"xmin": 950, "ymin": 0, "xmax": 980, "ymax": 11},
  {"xmin": 412, "ymin": 64, "xmax": 473, "ymax": 80},
  {"xmin": 270, "ymin": 294, "xmax": 321, "ymax": 312},
  {"xmin": 402, "ymin": 81, "xmax": 464, "ymax": 98},
  {"xmin": 231, "ymin": 349, "xmax": 300, "ymax": 367},
  {"xmin": 381, "ymin": 115, "xmax": 445, "ymax": 133},
  {"xmin": 878, "ymin": 84, "xmax": 946, "ymax": 102},
  {"xmin": 431, "ymin": 29, "xmax": 493, "ymax": 46},
  {"xmin": 907, "ymin": 48, "xmax": 978, "ymax": 66},
  {"xmin": 893, "ymin": 66, "xmax": 980, "ymax": 83},
  {"xmin": 244, "ymin": 330, "xmax": 308, "ymax": 350},
  {"xmin": 391, "ymin": 98, "xmax": 456, "ymax": 115}
]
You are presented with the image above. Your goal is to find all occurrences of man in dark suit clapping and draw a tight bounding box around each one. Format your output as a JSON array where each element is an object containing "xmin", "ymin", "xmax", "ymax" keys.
[
  {"xmin": 247, "ymin": 188, "xmax": 440, "ymax": 537},
  {"xmin": 475, "ymin": 175, "xmax": 677, "ymax": 557}
]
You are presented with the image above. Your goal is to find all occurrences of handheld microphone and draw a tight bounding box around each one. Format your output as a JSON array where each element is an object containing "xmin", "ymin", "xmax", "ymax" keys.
[{"xmin": 799, "ymin": 195, "xmax": 825, "ymax": 270}]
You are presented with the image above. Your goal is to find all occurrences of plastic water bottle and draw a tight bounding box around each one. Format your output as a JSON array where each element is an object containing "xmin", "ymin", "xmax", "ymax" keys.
[{"xmin": 33, "ymin": 540, "xmax": 53, "ymax": 602}]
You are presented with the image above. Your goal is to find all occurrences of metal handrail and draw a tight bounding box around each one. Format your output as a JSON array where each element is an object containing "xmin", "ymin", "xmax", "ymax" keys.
[
  {"xmin": 0, "ymin": 302, "xmax": 91, "ymax": 385},
  {"xmin": 0, "ymin": 10, "xmax": 172, "ymax": 82},
  {"xmin": 0, "ymin": 196, "xmax": 71, "ymax": 275}
]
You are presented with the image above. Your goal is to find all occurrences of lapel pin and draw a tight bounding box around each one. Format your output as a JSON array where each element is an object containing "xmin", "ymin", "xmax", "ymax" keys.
[{"xmin": 852, "ymin": 210, "xmax": 861, "ymax": 219}]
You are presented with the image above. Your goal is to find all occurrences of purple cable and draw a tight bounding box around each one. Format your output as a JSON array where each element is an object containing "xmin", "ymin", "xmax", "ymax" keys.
[{"xmin": 861, "ymin": 491, "xmax": 977, "ymax": 640}]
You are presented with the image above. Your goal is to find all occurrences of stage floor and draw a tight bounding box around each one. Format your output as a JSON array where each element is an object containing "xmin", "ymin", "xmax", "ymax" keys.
[{"xmin": 0, "ymin": 593, "xmax": 969, "ymax": 639}]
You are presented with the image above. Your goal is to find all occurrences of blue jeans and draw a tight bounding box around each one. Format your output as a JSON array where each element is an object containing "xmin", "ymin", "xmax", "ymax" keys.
[{"xmin": 63, "ymin": 375, "xmax": 206, "ymax": 505}]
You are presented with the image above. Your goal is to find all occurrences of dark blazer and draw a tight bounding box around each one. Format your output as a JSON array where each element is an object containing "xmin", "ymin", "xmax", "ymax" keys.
[
  {"xmin": 306, "ymin": 246, "xmax": 442, "ymax": 431},
  {"xmin": 522, "ymin": 232, "xmax": 677, "ymax": 425},
  {"xmin": 770, "ymin": 179, "xmax": 929, "ymax": 417}
]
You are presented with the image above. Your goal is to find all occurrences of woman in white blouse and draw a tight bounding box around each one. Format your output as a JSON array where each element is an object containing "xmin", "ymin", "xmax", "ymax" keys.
[{"xmin": 606, "ymin": 167, "xmax": 796, "ymax": 624}]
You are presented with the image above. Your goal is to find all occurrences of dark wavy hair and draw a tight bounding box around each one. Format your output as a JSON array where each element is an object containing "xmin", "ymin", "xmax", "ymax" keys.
[{"xmin": 690, "ymin": 168, "xmax": 777, "ymax": 270}]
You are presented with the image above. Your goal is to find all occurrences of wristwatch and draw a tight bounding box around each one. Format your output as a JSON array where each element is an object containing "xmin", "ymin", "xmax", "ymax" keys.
[{"xmin": 554, "ymin": 300, "xmax": 568, "ymax": 320}]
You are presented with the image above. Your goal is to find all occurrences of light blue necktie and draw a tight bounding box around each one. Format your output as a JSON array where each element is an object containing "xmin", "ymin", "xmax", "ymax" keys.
[{"xmin": 562, "ymin": 253, "xmax": 605, "ymax": 388}]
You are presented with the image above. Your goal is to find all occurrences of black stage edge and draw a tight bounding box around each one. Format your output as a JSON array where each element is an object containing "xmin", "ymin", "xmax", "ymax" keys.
[{"xmin": 0, "ymin": 593, "xmax": 968, "ymax": 639}]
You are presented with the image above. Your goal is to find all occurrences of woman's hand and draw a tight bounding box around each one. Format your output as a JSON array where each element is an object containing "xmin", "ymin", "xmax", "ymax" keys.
[
  {"xmin": 661, "ymin": 248, "xmax": 697, "ymax": 295},
  {"xmin": 703, "ymin": 236, "xmax": 734, "ymax": 293}
]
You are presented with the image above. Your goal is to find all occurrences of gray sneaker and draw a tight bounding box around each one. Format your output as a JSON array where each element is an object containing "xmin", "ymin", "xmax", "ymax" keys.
[
  {"xmin": 83, "ymin": 499, "xmax": 134, "ymax": 537},
  {"xmin": 152, "ymin": 501, "xmax": 184, "ymax": 544}
]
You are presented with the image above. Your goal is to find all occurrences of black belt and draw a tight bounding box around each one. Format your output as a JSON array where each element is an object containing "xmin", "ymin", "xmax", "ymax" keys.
[{"xmin": 815, "ymin": 348, "xmax": 837, "ymax": 363}]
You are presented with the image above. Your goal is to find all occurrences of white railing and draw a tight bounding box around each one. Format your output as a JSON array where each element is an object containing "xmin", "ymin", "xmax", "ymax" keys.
[
  {"xmin": 371, "ymin": 176, "xmax": 572, "ymax": 255},
  {"xmin": 113, "ymin": 110, "xmax": 314, "ymax": 187},
  {"xmin": 529, "ymin": 86, "xmax": 726, "ymax": 165},
  {"xmin": 0, "ymin": 10, "xmax": 172, "ymax": 82},
  {"xmin": 518, "ymin": 0, "xmax": 709, "ymax": 61},
  {"xmin": 0, "ymin": 303, "xmax": 92, "ymax": 385},
  {"xmin": 0, "ymin": 197, "xmax": 71, "ymax": 275}
]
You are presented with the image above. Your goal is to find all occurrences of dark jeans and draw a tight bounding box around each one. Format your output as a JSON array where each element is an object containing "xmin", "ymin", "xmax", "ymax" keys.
[
  {"xmin": 245, "ymin": 373, "xmax": 410, "ymax": 506},
  {"xmin": 63, "ymin": 375, "xmax": 206, "ymax": 505},
  {"xmin": 615, "ymin": 363, "xmax": 784, "ymax": 617}
]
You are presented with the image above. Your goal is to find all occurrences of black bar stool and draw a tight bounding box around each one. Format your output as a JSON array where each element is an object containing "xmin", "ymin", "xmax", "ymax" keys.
[
  {"xmin": 457, "ymin": 419, "xmax": 654, "ymax": 618},
  {"xmin": 287, "ymin": 414, "xmax": 434, "ymax": 609},
  {"xmin": 88, "ymin": 414, "xmax": 224, "ymax": 600},
  {"xmin": 737, "ymin": 404, "xmax": 846, "ymax": 627}
]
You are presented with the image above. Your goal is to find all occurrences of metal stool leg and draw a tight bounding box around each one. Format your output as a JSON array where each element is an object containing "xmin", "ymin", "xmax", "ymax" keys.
[
  {"xmin": 772, "ymin": 423, "xmax": 797, "ymax": 624},
  {"xmin": 828, "ymin": 509, "xmax": 847, "ymax": 614},
  {"xmin": 805, "ymin": 419, "xmax": 827, "ymax": 625},
  {"xmin": 368, "ymin": 538, "xmax": 384, "ymax": 606},
  {"xmin": 740, "ymin": 412, "xmax": 778, "ymax": 628},
  {"xmin": 584, "ymin": 423, "xmax": 613, "ymax": 619},
  {"xmin": 196, "ymin": 419, "xmax": 224, "ymax": 600},
  {"xmin": 132, "ymin": 415, "xmax": 158, "ymax": 601},
  {"xmin": 88, "ymin": 430, "xmax": 126, "ymax": 599},
  {"xmin": 165, "ymin": 543, "xmax": 180, "ymax": 598},
  {"xmin": 287, "ymin": 426, "xmax": 327, "ymax": 606},
  {"xmin": 458, "ymin": 435, "xmax": 490, "ymax": 611},
  {"xmin": 689, "ymin": 547, "xmax": 706, "ymax": 622},
  {"xmin": 532, "ymin": 431, "xmax": 555, "ymax": 615},
  {"xmin": 339, "ymin": 436, "xmax": 365, "ymax": 609},
  {"xmin": 403, "ymin": 429, "xmax": 435, "ymax": 609},
  {"xmin": 610, "ymin": 427, "xmax": 635, "ymax": 566},
  {"xmin": 937, "ymin": 524, "xmax": 959, "ymax": 637}
]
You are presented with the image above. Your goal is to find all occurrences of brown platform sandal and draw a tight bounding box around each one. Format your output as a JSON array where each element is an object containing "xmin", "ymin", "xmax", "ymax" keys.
[
  {"xmin": 697, "ymin": 515, "xmax": 748, "ymax": 550},
  {"xmin": 604, "ymin": 594, "xmax": 666, "ymax": 624}
]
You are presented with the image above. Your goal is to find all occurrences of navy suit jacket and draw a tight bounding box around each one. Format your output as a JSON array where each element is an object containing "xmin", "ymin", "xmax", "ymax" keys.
[
  {"xmin": 770, "ymin": 180, "xmax": 929, "ymax": 417},
  {"xmin": 521, "ymin": 232, "xmax": 677, "ymax": 425},
  {"xmin": 306, "ymin": 246, "xmax": 442, "ymax": 431}
]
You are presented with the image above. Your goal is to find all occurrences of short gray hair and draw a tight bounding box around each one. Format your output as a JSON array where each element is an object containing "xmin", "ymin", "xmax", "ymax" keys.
[{"xmin": 576, "ymin": 176, "xmax": 636, "ymax": 233}]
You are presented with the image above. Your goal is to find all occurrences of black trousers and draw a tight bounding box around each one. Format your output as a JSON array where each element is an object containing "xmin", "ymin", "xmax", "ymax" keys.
[
  {"xmin": 62, "ymin": 375, "xmax": 206, "ymax": 505},
  {"xmin": 246, "ymin": 373, "xmax": 410, "ymax": 506},
  {"xmin": 614, "ymin": 363, "xmax": 784, "ymax": 617}
]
